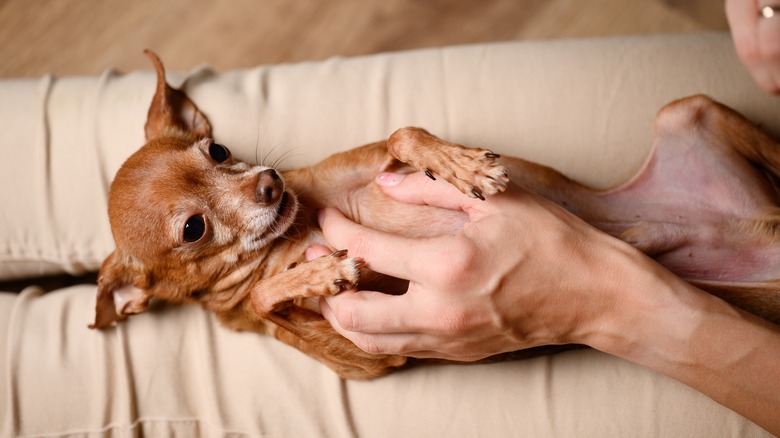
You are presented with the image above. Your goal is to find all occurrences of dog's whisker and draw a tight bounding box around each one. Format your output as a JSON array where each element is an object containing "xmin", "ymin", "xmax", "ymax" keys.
[
  {"xmin": 253, "ymin": 114, "xmax": 273, "ymax": 166},
  {"xmin": 260, "ymin": 143, "xmax": 283, "ymax": 167},
  {"xmin": 267, "ymin": 145, "xmax": 288, "ymax": 168},
  {"xmin": 254, "ymin": 137, "xmax": 262, "ymax": 167},
  {"xmin": 271, "ymin": 147, "xmax": 305, "ymax": 170},
  {"xmin": 257, "ymin": 116, "xmax": 273, "ymax": 166}
]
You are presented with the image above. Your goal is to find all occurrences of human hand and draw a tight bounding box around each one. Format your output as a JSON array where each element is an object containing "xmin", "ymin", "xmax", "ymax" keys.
[
  {"xmin": 310, "ymin": 171, "xmax": 654, "ymax": 361},
  {"xmin": 726, "ymin": 0, "xmax": 780, "ymax": 94},
  {"xmin": 311, "ymin": 171, "xmax": 780, "ymax": 434}
]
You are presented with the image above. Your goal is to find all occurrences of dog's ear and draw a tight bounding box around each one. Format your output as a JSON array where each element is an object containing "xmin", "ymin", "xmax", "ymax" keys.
[
  {"xmin": 143, "ymin": 49, "xmax": 212, "ymax": 141},
  {"xmin": 89, "ymin": 251, "xmax": 153, "ymax": 329}
]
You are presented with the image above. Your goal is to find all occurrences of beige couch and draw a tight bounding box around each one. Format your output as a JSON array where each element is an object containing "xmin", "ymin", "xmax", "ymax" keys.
[{"xmin": 1, "ymin": 33, "xmax": 778, "ymax": 437}]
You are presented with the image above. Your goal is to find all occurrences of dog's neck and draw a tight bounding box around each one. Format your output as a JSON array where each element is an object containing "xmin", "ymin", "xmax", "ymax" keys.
[{"xmin": 197, "ymin": 204, "xmax": 324, "ymax": 313}]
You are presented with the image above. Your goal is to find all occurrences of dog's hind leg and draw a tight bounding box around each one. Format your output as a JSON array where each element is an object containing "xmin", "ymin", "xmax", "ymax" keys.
[{"xmin": 386, "ymin": 127, "xmax": 509, "ymax": 199}]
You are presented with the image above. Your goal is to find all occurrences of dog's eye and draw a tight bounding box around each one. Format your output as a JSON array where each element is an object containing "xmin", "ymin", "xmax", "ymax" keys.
[
  {"xmin": 209, "ymin": 143, "xmax": 230, "ymax": 163},
  {"xmin": 183, "ymin": 215, "xmax": 206, "ymax": 242}
]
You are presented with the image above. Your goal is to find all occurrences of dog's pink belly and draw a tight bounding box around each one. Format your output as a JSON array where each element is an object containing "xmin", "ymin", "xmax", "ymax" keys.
[
  {"xmin": 520, "ymin": 97, "xmax": 780, "ymax": 287},
  {"xmin": 585, "ymin": 129, "xmax": 780, "ymax": 284},
  {"xmin": 591, "ymin": 214, "xmax": 780, "ymax": 282}
]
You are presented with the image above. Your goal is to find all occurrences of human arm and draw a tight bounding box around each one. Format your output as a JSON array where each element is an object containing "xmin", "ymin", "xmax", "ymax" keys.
[
  {"xmin": 314, "ymin": 171, "xmax": 780, "ymax": 434},
  {"xmin": 726, "ymin": 0, "xmax": 780, "ymax": 93}
]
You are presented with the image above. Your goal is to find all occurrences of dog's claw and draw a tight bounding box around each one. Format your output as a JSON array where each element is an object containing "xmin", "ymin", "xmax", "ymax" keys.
[
  {"xmin": 286, "ymin": 262, "xmax": 298, "ymax": 270},
  {"xmin": 334, "ymin": 279, "xmax": 353, "ymax": 290},
  {"xmin": 471, "ymin": 188, "xmax": 485, "ymax": 201},
  {"xmin": 354, "ymin": 258, "xmax": 366, "ymax": 270},
  {"xmin": 332, "ymin": 249, "xmax": 348, "ymax": 258},
  {"xmin": 425, "ymin": 169, "xmax": 436, "ymax": 181},
  {"xmin": 484, "ymin": 153, "xmax": 501, "ymax": 159}
]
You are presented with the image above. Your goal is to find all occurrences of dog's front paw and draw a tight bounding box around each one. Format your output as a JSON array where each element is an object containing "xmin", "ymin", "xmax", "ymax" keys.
[
  {"xmin": 252, "ymin": 250, "xmax": 365, "ymax": 316},
  {"xmin": 289, "ymin": 249, "xmax": 364, "ymax": 296}
]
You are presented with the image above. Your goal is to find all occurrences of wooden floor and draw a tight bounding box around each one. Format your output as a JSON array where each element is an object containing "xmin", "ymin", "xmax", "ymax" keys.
[{"xmin": 0, "ymin": 0, "xmax": 728, "ymax": 78}]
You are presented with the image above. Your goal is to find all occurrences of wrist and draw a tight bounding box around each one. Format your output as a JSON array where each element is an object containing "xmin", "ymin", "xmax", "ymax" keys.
[
  {"xmin": 581, "ymin": 241, "xmax": 691, "ymax": 357},
  {"xmin": 586, "ymin": 254, "xmax": 780, "ymax": 433}
]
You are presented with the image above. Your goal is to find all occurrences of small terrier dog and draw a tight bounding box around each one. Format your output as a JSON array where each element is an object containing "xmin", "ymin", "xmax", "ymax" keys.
[{"xmin": 91, "ymin": 51, "xmax": 780, "ymax": 379}]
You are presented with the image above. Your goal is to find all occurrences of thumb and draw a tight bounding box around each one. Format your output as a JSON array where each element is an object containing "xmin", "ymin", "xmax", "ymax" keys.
[
  {"xmin": 305, "ymin": 244, "xmax": 333, "ymax": 261},
  {"xmin": 376, "ymin": 171, "xmax": 479, "ymax": 211}
]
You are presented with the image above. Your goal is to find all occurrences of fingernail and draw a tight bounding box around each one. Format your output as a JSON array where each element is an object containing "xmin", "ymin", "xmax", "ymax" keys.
[{"xmin": 375, "ymin": 172, "xmax": 405, "ymax": 186}]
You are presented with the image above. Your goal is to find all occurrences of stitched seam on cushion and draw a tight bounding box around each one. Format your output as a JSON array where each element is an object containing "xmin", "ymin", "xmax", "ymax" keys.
[
  {"xmin": 0, "ymin": 254, "xmax": 100, "ymax": 264},
  {"xmin": 16, "ymin": 417, "xmax": 265, "ymax": 438},
  {"xmin": 0, "ymin": 244, "xmax": 103, "ymax": 261},
  {"xmin": 0, "ymin": 253, "xmax": 103, "ymax": 278}
]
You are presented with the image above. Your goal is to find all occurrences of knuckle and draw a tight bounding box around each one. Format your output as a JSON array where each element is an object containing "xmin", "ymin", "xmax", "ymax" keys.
[
  {"xmin": 438, "ymin": 307, "xmax": 473, "ymax": 335},
  {"xmin": 430, "ymin": 241, "xmax": 477, "ymax": 286},
  {"xmin": 357, "ymin": 336, "xmax": 386, "ymax": 355},
  {"xmin": 333, "ymin": 303, "xmax": 360, "ymax": 332}
]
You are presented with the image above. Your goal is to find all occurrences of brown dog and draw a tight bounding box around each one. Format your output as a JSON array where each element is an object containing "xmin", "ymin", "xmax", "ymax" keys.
[{"xmin": 91, "ymin": 51, "xmax": 780, "ymax": 379}]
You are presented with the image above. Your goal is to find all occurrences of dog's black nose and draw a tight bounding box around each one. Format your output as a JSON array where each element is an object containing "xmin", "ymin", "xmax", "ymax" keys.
[{"xmin": 255, "ymin": 169, "xmax": 283, "ymax": 205}]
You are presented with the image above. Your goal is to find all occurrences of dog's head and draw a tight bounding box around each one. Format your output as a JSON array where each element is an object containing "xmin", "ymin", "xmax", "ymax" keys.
[{"xmin": 90, "ymin": 51, "xmax": 299, "ymax": 329}]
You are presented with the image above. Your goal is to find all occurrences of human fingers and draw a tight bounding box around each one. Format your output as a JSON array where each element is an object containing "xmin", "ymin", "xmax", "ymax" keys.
[
  {"xmin": 320, "ymin": 294, "xmax": 497, "ymax": 360},
  {"xmin": 320, "ymin": 291, "xmax": 432, "ymax": 357},
  {"xmin": 727, "ymin": 0, "xmax": 779, "ymax": 92},
  {"xmin": 376, "ymin": 171, "xmax": 481, "ymax": 211},
  {"xmin": 727, "ymin": 0, "xmax": 765, "ymax": 81},
  {"xmin": 320, "ymin": 289, "xmax": 423, "ymax": 334},
  {"xmin": 304, "ymin": 244, "xmax": 332, "ymax": 261},
  {"xmin": 318, "ymin": 207, "xmax": 464, "ymax": 282},
  {"xmin": 758, "ymin": 2, "xmax": 780, "ymax": 92}
]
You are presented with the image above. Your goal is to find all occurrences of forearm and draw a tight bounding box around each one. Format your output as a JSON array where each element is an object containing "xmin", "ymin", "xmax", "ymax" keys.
[{"xmin": 593, "ymin": 260, "xmax": 780, "ymax": 435}]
